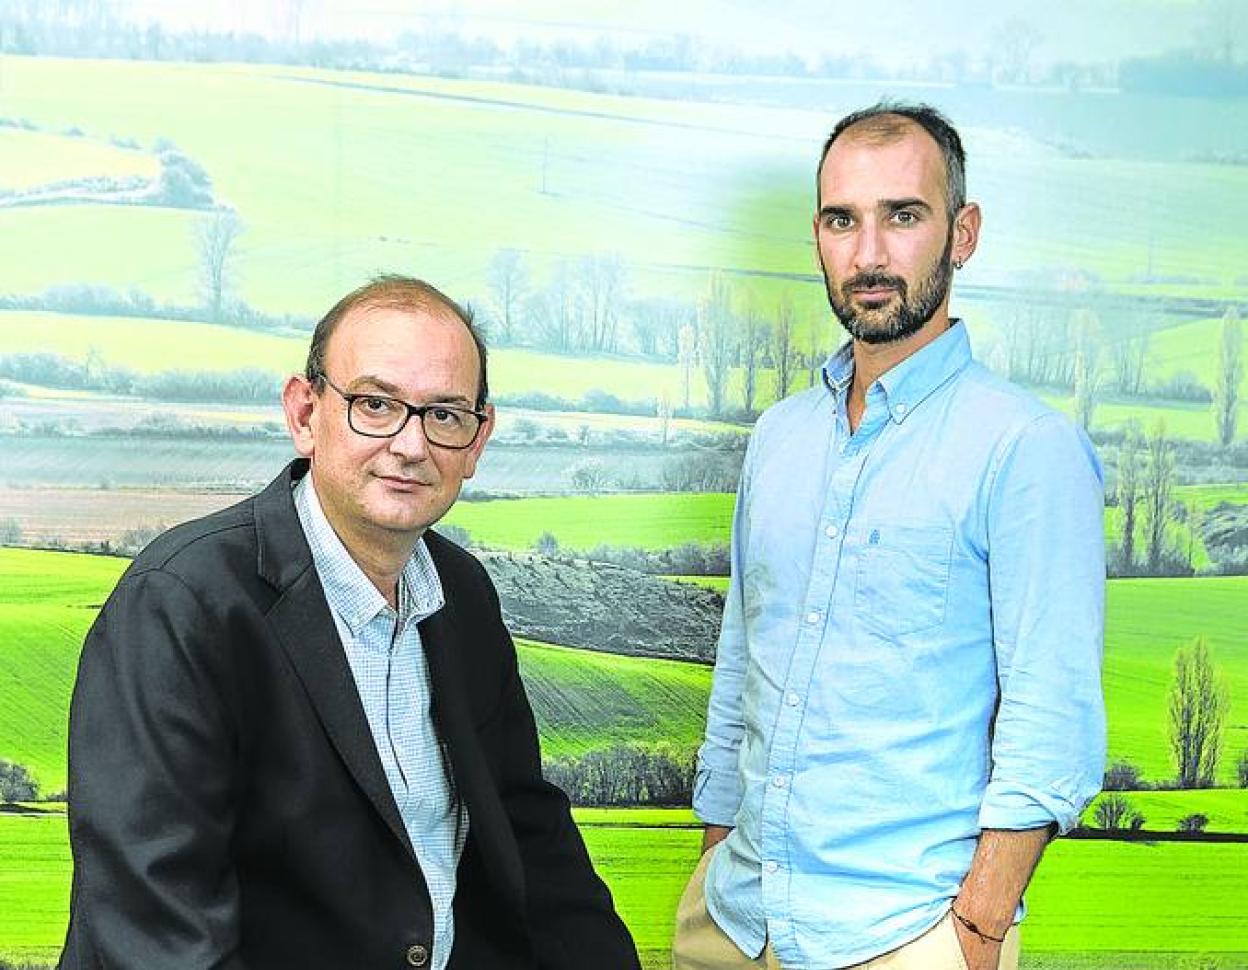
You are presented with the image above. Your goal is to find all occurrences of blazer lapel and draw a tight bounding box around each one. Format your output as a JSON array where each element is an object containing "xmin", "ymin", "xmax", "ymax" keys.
[
  {"xmin": 254, "ymin": 461, "xmax": 416, "ymax": 863},
  {"xmin": 420, "ymin": 604, "xmax": 526, "ymax": 910}
]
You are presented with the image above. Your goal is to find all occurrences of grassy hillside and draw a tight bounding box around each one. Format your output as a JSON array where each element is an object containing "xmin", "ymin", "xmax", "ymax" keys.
[
  {"xmin": 1, "ymin": 57, "xmax": 1244, "ymax": 316},
  {"xmin": 4, "ymin": 548, "xmax": 1247, "ymax": 794},
  {"xmin": 1149, "ymin": 315, "xmax": 1248, "ymax": 400},
  {"xmin": 517, "ymin": 638, "xmax": 711, "ymax": 757},
  {"xmin": 444, "ymin": 492, "xmax": 736, "ymax": 552},
  {"xmin": 1085, "ymin": 789, "xmax": 1248, "ymax": 833},
  {"xmin": 1104, "ymin": 577, "xmax": 1248, "ymax": 785},
  {"xmin": 5, "ymin": 812, "xmax": 1246, "ymax": 967},
  {"xmin": 0, "ymin": 549, "xmax": 711, "ymax": 792},
  {"xmin": 0, "ymin": 550, "xmax": 127, "ymax": 790},
  {"xmin": 0, "ymin": 127, "xmax": 157, "ymax": 190}
]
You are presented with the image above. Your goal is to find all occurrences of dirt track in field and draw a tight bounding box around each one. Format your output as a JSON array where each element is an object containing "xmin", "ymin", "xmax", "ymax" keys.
[{"xmin": 0, "ymin": 488, "xmax": 248, "ymax": 546}]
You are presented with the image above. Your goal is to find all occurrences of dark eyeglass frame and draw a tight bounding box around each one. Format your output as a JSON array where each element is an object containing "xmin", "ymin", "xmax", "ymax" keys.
[{"xmin": 314, "ymin": 372, "xmax": 488, "ymax": 450}]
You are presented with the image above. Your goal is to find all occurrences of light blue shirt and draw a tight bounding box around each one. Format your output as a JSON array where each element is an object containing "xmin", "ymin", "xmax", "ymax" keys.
[
  {"xmin": 693, "ymin": 323, "xmax": 1106, "ymax": 969},
  {"xmin": 294, "ymin": 476, "xmax": 467, "ymax": 970}
]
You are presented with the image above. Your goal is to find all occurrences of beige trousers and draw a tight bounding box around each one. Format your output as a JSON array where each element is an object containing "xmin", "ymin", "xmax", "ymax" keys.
[{"xmin": 672, "ymin": 846, "xmax": 1021, "ymax": 970}]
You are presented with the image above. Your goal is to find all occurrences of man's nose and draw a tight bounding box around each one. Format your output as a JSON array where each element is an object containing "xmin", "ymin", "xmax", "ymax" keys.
[
  {"xmin": 852, "ymin": 222, "xmax": 887, "ymax": 272},
  {"xmin": 388, "ymin": 413, "xmax": 432, "ymax": 461}
]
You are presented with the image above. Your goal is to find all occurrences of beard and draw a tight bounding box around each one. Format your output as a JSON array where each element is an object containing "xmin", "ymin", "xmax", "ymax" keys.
[{"xmin": 822, "ymin": 230, "xmax": 954, "ymax": 345}]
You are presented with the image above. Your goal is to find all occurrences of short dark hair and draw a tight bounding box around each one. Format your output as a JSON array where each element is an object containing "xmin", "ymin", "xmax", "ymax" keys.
[
  {"xmin": 304, "ymin": 274, "xmax": 488, "ymax": 408},
  {"xmin": 818, "ymin": 101, "xmax": 967, "ymax": 219}
]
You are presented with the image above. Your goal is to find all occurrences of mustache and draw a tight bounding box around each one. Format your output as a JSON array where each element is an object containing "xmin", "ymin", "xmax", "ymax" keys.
[{"xmin": 843, "ymin": 272, "xmax": 908, "ymax": 294}]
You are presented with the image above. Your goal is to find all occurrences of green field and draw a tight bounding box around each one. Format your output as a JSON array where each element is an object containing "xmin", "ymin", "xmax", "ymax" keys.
[
  {"xmin": 1103, "ymin": 577, "xmax": 1248, "ymax": 786},
  {"xmin": 0, "ymin": 548, "xmax": 710, "ymax": 793},
  {"xmin": 445, "ymin": 492, "xmax": 735, "ymax": 552},
  {"xmin": 516, "ymin": 638, "xmax": 711, "ymax": 758},
  {"xmin": 0, "ymin": 56, "xmax": 1244, "ymax": 374},
  {"xmin": 1150, "ymin": 315, "xmax": 1248, "ymax": 401},
  {"xmin": 3, "ymin": 812, "xmax": 1245, "ymax": 967},
  {"xmin": 0, "ymin": 127, "xmax": 157, "ymax": 191},
  {"xmin": 5, "ymin": 547, "xmax": 1247, "ymax": 795},
  {"xmin": 0, "ymin": 549, "xmax": 127, "ymax": 790},
  {"xmin": 1085, "ymin": 789, "xmax": 1248, "ymax": 834}
]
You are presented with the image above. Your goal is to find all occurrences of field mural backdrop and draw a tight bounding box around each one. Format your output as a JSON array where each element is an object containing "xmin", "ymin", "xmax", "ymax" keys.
[{"xmin": 1, "ymin": 1, "xmax": 1246, "ymax": 967}]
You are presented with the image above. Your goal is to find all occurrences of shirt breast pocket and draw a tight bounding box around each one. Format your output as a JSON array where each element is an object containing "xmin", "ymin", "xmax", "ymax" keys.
[{"xmin": 854, "ymin": 523, "xmax": 954, "ymax": 638}]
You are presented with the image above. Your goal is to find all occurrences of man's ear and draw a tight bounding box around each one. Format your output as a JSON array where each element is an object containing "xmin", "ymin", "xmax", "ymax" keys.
[
  {"xmin": 283, "ymin": 375, "xmax": 318, "ymax": 458},
  {"xmin": 460, "ymin": 402, "xmax": 495, "ymax": 480},
  {"xmin": 952, "ymin": 202, "xmax": 982, "ymax": 268}
]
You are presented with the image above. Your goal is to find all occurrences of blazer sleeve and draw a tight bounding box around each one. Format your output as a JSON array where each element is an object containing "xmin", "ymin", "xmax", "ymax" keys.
[
  {"xmin": 66, "ymin": 567, "xmax": 248, "ymax": 970},
  {"xmin": 482, "ymin": 584, "xmax": 642, "ymax": 970}
]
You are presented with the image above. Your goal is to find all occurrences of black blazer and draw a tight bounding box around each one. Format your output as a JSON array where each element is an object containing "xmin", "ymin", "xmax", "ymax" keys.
[{"xmin": 60, "ymin": 460, "xmax": 639, "ymax": 970}]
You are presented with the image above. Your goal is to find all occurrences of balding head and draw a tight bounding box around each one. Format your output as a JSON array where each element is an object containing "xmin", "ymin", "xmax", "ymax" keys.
[{"xmin": 818, "ymin": 102, "xmax": 967, "ymax": 220}]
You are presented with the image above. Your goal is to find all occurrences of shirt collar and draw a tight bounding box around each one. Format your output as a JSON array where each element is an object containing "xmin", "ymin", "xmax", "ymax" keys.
[
  {"xmin": 821, "ymin": 320, "xmax": 972, "ymax": 423},
  {"xmin": 293, "ymin": 474, "xmax": 445, "ymax": 637}
]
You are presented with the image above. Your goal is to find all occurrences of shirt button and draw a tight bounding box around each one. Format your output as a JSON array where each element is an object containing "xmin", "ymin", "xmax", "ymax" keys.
[
  {"xmin": 406, "ymin": 944, "xmax": 429, "ymax": 967},
  {"xmin": 824, "ymin": 524, "xmax": 839, "ymax": 539},
  {"xmin": 895, "ymin": 402, "xmax": 908, "ymax": 414},
  {"xmin": 805, "ymin": 611, "xmax": 821, "ymax": 625},
  {"xmin": 772, "ymin": 775, "xmax": 787, "ymax": 789},
  {"xmin": 764, "ymin": 860, "xmax": 779, "ymax": 873},
  {"xmin": 786, "ymin": 692, "xmax": 800, "ymax": 707}
]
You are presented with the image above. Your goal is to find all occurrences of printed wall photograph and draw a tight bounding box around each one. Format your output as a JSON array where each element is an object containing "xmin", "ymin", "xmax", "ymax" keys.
[{"xmin": 0, "ymin": 1, "xmax": 1246, "ymax": 967}]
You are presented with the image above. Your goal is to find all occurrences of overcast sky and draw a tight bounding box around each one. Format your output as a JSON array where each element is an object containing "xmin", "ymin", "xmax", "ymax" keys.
[{"xmin": 112, "ymin": 0, "xmax": 1239, "ymax": 66}]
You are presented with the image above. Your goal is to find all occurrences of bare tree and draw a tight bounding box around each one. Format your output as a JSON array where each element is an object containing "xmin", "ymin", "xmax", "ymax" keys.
[
  {"xmin": 486, "ymin": 248, "xmax": 529, "ymax": 346},
  {"xmin": 739, "ymin": 302, "xmax": 770, "ymax": 416},
  {"xmin": 1072, "ymin": 308, "xmax": 1101, "ymax": 432},
  {"xmin": 629, "ymin": 297, "xmax": 689, "ymax": 360},
  {"xmin": 197, "ymin": 207, "xmax": 242, "ymax": 324},
  {"xmin": 1142, "ymin": 419, "xmax": 1175, "ymax": 573},
  {"xmin": 656, "ymin": 392, "xmax": 672, "ymax": 446},
  {"xmin": 1109, "ymin": 315, "xmax": 1151, "ymax": 396},
  {"xmin": 531, "ymin": 260, "xmax": 577, "ymax": 353},
  {"xmin": 991, "ymin": 16, "xmax": 1043, "ymax": 84},
  {"xmin": 773, "ymin": 295, "xmax": 797, "ymax": 400},
  {"xmin": 1168, "ymin": 638, "xmax": 1230, "ymax": 788},
  {"xmin": 677, "ymin": 322, "xmax": 697, "ymax": 410},
  {"xmin": 1116, "ymin": 419, "xmax": 1142, "ymax": 573},
  {"xmin": 1213, "ymin": 305, "xmax": 1243, "ymax": 448},
  {"xmin": 576, "ymin": 252, "xmax": 625, "ymax": 353},
  {"xmin": 699, "ymin": 273, "xmax": 736, "ymax": 418}
]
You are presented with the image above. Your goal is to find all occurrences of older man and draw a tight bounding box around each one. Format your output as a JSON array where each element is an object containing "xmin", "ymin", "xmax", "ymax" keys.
[
  {"xmin": 61, "ymin": 276, "xmax": 640, "ymax": 970},
  {"xmin": 675, "ymin": 103, "xmax": 1106, "ymax": 970}
]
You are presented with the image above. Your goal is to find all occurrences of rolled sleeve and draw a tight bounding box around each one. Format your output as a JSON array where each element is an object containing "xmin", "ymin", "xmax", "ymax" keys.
[{"xmin": 980, "ymin": 413, "xmax": 1107, "ymax": 835}]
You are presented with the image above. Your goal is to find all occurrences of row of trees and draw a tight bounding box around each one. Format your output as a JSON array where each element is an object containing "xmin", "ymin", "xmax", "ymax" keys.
[
  {"xmin": 1006, "ymin": 300, "xmax": 1243, "ymax": 448},
  {"xmin": 0, "ymin": 1, "xmax": 1109, "ymax": 90},
  {"xmin": 483, "ymin": 252, "xmax": 829, "ymax": 420},
  {"xmin": 542, "ymin": 743, "xmax": 694, "ymax": 806},
  {"xmin": 1112, "ymin": 419, "xmax": 1185, "ymax": 576}
]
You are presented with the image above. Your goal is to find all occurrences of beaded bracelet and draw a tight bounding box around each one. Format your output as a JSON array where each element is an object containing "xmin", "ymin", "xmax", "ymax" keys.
[{"xmin": 951, "ymin": 907, "xmax": 1007, "ymax": 945}]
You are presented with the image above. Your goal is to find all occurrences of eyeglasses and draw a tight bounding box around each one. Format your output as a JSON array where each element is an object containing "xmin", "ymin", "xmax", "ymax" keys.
[{"xmin": 315, "ymin": 373, "xmax": 487, "ymax": 450}]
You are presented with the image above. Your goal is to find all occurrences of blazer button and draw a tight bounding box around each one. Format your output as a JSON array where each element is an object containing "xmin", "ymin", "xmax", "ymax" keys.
[{"xmin": 405, "ymin": 943, "xmax": 429, "ymax": 967}]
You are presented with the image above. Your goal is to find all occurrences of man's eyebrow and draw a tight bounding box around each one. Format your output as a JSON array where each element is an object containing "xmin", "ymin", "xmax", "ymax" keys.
[
  {"xmin": 881, "ymin": 197, "xmax": 933, "ymax": 213},
  {"xmin": 818, "ymin": 204, "xmax": 855, "ymax": 218},
  {"xmin": 345, "ymin": 375, "xmax": 475, "ymax": 406}
]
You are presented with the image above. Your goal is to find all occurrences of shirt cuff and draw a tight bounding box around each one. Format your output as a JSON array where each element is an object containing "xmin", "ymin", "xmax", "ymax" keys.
[
  {"xmin": 692, "ymin": 762, "xmax": 742, "ymax": 827},
  {"xmin": 978, "ymin": 780, "xmax": 1090, "ymax": 835}
]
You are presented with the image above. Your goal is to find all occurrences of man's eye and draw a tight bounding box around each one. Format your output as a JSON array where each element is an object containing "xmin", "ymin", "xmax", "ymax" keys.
[
  {"xmin": 361, "ymin": 396, "xmax": 399, "ymax": 414},
  {"xmin": 428, "ymin": 407, "xmax": 464, "ymax": 427},
  {"xmin": 894, "ymin": 210, "xmax": 918, "ymax": 225},
  {"xmin": 826, "ymin": 215, "xmax": 852, "ymax": 230}
]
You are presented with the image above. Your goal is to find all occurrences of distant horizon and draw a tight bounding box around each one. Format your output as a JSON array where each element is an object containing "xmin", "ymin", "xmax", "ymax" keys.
[{"xmin": 16, "ymin": 0, "xmax": 1247, "ymax": 71}]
